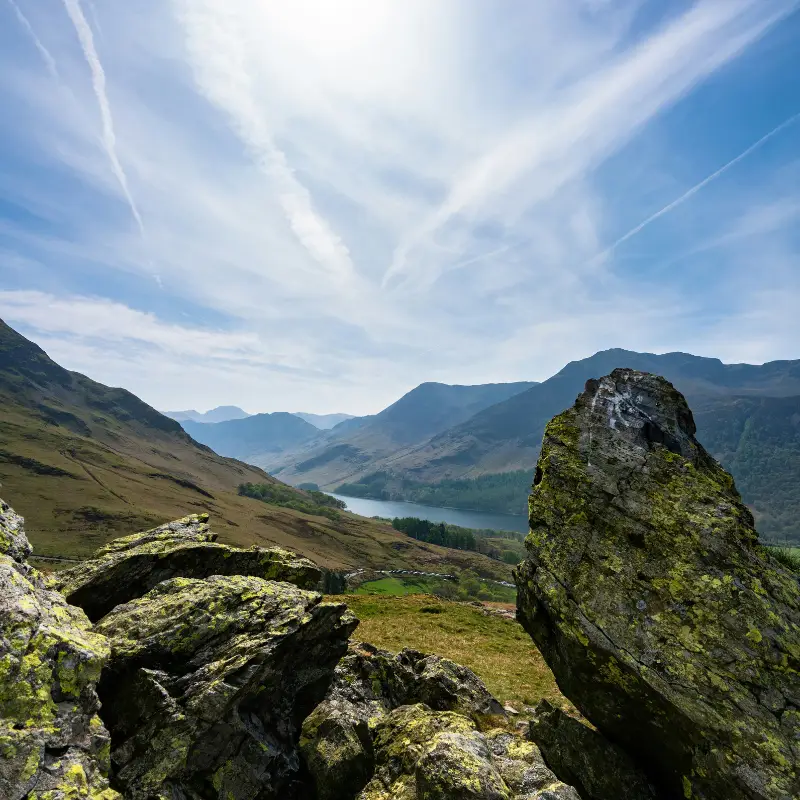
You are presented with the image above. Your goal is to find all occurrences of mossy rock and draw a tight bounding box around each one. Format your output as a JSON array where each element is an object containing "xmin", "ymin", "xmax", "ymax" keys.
[
  {"xmin": 357, "ymin": 703, "xmax": 579, "ymax": 799},
  {"xmin": 0, "ymin": 497, "xmax": 119, "ymax": 800},
  {"xmin": 515, "ymin": 370, "xmax": 800, "ymax": 800},
  {"xmin": 94, "ymin": 574, "xmax": 356, "ymax": 799},
  {"xmin": 52, "ymin": 513, "xmax": 322, "ymax": 621},
  {"xmin": 300, "ymin": 641, "xmax": 505, "ymax": 799}
]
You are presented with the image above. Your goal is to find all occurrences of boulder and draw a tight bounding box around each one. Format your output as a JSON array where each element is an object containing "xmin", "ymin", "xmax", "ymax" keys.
[
  {"xmin": 53, "ymin": 515, "xmax": 322, "ymax": 621},
  {"xmin": 528, "ymin": 700, "xmax": 656, "ymax": 800},
  {"xmin": 515, "ymin": 369, "xmax": 800, "ymax": 800},
  {"xmin": 94, "ymin": 574, "xmax": 357, "ymax": 799},
  {"xmin": 0, "ymin": 497, "xmax": 119, "ymax": 800},
  {"xmin": 300, "ymin": 642, "xmax": 505, "ymax": 799},
  {"xmin": 357, "ymin": 703, "xmax": 580, "ymax": 799}
]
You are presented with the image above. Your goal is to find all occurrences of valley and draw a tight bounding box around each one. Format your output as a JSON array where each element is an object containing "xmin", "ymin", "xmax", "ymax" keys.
[
  {"xmin": 169, "ymin": 347, "xmax": 800, "ymax": 544},
  {"xmin": 0, "ymin": 319, "xmax": 512, "ymax": 581}
]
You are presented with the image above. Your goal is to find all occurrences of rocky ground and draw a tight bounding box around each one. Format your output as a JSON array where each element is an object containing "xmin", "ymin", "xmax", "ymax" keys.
[{"xmin": 1, "ymin": 368, "xmax": 797, "ymax": 799}]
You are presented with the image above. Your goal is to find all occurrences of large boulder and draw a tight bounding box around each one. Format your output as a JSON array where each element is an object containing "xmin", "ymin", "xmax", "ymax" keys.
[
  {"xmin": 515, "ymin": 369, "xmax": 800, "ymax": 800},
  {"xmin": 53, "ymin": 514, "xmax": 321, "ymax": 621},
  {"xmin": 94, "ymin": 574, "xmax": 357, "ymax": 799},
  {"xmin": 300, "ymin": 642, "xmax": 505, "ymax": 799},
  {"xmin": 0, "ymin": 498, "xmax": 119, "ymax": 800},
  {"xmin": 357, "ymin": 703, "xmax": 579, "ymax": 800}
]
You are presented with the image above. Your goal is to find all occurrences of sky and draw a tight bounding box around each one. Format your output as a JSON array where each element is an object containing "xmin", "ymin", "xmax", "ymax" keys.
[{"xmin": 0, "ymin": 0, "xmax": 798, "ymax": 416}]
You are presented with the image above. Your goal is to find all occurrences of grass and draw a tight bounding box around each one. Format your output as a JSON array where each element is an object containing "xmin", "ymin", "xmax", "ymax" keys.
[
  {"xmin": 764, "ymin": 545, "xmax": 800, "ymax": 572},
  {"xmin": 353, "ymin": 576, "xmax": 437, "ymax": 595},
  {"xmin": 341, "ymin": 594, "xmax": 568, "ymax": 711}
]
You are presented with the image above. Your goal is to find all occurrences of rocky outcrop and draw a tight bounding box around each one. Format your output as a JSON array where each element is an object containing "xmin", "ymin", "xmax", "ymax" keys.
[
  {"xmin": 516, "ymin": 370, "xmax": 800, "ymax": 800},
  {"xmin": 528, "ymin": 700, "xmax": 656, "ymax": 800},
  {"xmin": 357, "ymin": 703, "xmax": 579, "ymax": 799},
  {"xmin": 0, "ymin": 498, "xmax": 119, "ymax": 800},
  {"xmin": 94, "ymin": 574, "xmax": 356, "ymax": 799},
  {"xmin": 53, "ymin": 514, "xmax": 321, "ymax": 621},
  {"xmin": 300, "ymin": 641, "xmax": 505, "ymax": 799}
]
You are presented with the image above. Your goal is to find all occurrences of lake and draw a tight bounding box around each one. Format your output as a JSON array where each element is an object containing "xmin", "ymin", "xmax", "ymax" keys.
[{"xmin": 329, "ymin": 494, "xmax": 529, "ymax": 534}]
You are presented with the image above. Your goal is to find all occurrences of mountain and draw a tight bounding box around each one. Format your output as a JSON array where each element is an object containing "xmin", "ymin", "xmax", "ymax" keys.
[
  {"xmin": 165, "ymin": 405, "xmax": 251, "ymax": 423},
  {"xmin": 294, "ymin": 412, "xmax": 356, "ymax": 429},
  {"xmin": 0, "ymin": 319, "xmax": 512, "ymax": 578},
  {"xmin": 263, "ymin": 381, "xmax": 538, "ymax": 486},
  {"xmin": 323, "ymin": 349, "xmax": 800, "ymax": 542},
  {"xmin": 181, "ymin": 413, "xmax": 320, "ymax": 461}
]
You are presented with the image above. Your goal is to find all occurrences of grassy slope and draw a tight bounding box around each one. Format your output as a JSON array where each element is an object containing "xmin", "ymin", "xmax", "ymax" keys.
[
  {"xmin": 343, "ymin": 594, "xmax": 567, "ymax": 710},
  {"xmin": 0, "ymin": 320, "xmax": 511, "ymax": 580}
]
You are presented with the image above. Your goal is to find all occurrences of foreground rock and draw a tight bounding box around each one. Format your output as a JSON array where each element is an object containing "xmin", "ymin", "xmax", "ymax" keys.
[
  {"xmin": 54, "ymin": 514, "xmax": 321, "ymax": 621},
  {"xmin": 528, "ymin": 700, "xmax": 656, "ymax": 800},
  {"xmin": 516, "ymin": 369, "xmax": 800, "ymax": 800},
  {"xmin": 300, "ymin": 641, "xmax": 548, "ymax": 799},
  {"xmin": 95, "ymin": 573, "xmax": 356, "ymax": 799},
  {"xmin": 358, "ymin": 703, "xmax": 579, "ymax": 800},
  {"xmin": 0, "ymin": 498, "xmax": 118, "ymax": 800}
]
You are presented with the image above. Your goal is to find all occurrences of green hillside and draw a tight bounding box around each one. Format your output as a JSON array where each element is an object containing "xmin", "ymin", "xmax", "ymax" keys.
[{"xmin": 0, "ymin": 319, "xmax": 512, "ymax": 580}]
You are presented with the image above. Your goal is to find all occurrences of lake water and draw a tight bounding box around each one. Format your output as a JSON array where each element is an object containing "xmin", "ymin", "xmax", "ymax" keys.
[{"xmin": 329, "ymin": 494, "xmax": 529, "ymax": 534}]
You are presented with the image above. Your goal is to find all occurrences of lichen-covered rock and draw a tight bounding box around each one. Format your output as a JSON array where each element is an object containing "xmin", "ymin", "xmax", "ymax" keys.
[
  {"xmin": 94, "ymin": 573, "xmax": 357, "ymax": 799},
  {"xmin": 357, "ymin": 703, "xmax": 579, "ymax": 800},
  {"xmin": 515, "ymin": 370, "xmax": 800, "ymax": 800},
  {"xmin": 528, "ymin": 700, "xmax": 656, "ymax": 800},
  {"xmin": 53, "ymin": 514, "xmax": 322, "ymax": 621},
  {"xmin": 300, "ymin": 642, "xmax": 504, "ymax": 799},
  {"xmin": 93, "ymin": 512, "xmax": 215, "ymax": 556},
  {"xmin": 0, "ymin": 498, "xmax": 119, "ymax": 800},
  {"xmin": 0, "ymin": 497, "xmax": 31, "ymax": 566}
]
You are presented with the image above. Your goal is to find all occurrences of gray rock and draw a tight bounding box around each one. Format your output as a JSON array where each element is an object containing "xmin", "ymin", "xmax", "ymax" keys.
[
  {"xmin": 301, "ymin": 642, "xmax": 507, "ymax": 799},
  {"xmin": 53, "ymin": 514, "xmax": 322, "ymax": 621},
  {"xmin": 0, "ymin": 497, "xmax": 118, "ymax": 800},
  {"xmin": 357, "ymin": 703, "xmax": 580, "ymax": 799},
  {"xmin": 515, "ymin": 370, "xmax": 800, "ymax": 800},
  {"xmin": 94, "ymin": 574, "xmax": 357, "ymax": 799},
  {"xmin": 528, "ymin": 700, "xmax": 657, "ymax": 800}
]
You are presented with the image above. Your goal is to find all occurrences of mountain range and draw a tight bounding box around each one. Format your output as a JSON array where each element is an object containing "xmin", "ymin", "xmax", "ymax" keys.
[
  {"xmin": 0, "ymin": 319, "xmax": 512, "ymax": 578},
  {"xmin": 164, "ymin": 406, "xmax": 251, "ymax": 424},
  {"xmin": 165, "ymin": 407, "xmax": 355, "ymax": 430},
  {"xmin": 188, "ymin": 348, "xmax": 799, "ymax": 543}
]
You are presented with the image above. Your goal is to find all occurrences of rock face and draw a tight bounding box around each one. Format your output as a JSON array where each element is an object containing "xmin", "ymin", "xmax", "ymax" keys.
[
  {"xmin": 0, "ymin": 498, "xmax": 119, "ymax": 800},
  {"xmin": 94, "ymin": 574, "xmax": 356, "ymax": 799},
  {"xmin": 357, "ymin": 703, "xmax": 579, "ymax": 800},
  {"xmin": 53, "ymin": 514, "xmax": 322, "ymax": 621},
  {"xmin": 528, "ymin": 700, "xmax": 656, "ymax": 800},
  {"xmin": 516, "ymin": 369, "xmax": 800, "ymax": 800},
  {"xmin": 300, "ymin": 642, "xmax": 505, "ymax": 799}
]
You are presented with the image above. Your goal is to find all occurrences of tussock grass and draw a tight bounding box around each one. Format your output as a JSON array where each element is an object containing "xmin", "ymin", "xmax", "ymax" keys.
[{"xmin": 341, "ymin": 594, "xmax": 568, "ymax": 710}]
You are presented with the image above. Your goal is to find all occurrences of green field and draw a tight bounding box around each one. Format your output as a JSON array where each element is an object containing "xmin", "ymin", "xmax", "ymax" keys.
[
  {"xmin": 341, "ymin": 594, "xmax": 568, "ymax": 711},
  {"xmin": 354, "ymin": 576, "xmax": 436, "ymax": 595}
]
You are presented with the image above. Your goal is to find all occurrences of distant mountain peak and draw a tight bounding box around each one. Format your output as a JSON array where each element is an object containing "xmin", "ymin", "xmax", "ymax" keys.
[
  {"xmin": 293, "ymin": 412, "xmax": 356, "ymax": 430},
  {"xmin": 165, "ymin": 406, "xmax": 251, "ymax": 424}
]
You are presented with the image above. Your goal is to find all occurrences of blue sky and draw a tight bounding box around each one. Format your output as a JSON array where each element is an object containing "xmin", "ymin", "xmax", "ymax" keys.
[{"xmin": 1, "ymin": 0, "xmax": 798, "ymax": 415}]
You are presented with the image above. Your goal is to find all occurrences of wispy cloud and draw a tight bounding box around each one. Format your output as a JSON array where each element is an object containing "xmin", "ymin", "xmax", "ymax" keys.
[
  {"xmin": 62, "ymin": 0, "xmax": 144, "ymax": 235},
  {"xmin": 5, "ymin": 0, "xmax": 59, "ymax": 79},
  {"xmin": 0, "ymin": 0, "xmax": 798, "ymax": 412},
  {"xmin": 176, "ymin": 1, "xmax": 355, "ymax": 282},
  {"xmin": 597, "ymin": 109, "xmax": 800, "ymax": 261},
  {"xmin": 383, "ymin": 0, "xmax": 798, "ymax": 287}
]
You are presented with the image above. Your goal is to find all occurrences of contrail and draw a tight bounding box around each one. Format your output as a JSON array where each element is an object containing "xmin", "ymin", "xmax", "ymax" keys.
[
  {"xmin": 6, "ymin": 0, "xmax": 59, "ymax": 79},
  {"xmin": 598, "ymin": 110, "xmax": 800, "ymax": 260},
  {"xmin": 63, "ymin": 0, "xmax": 144, "ymax": 235}
]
